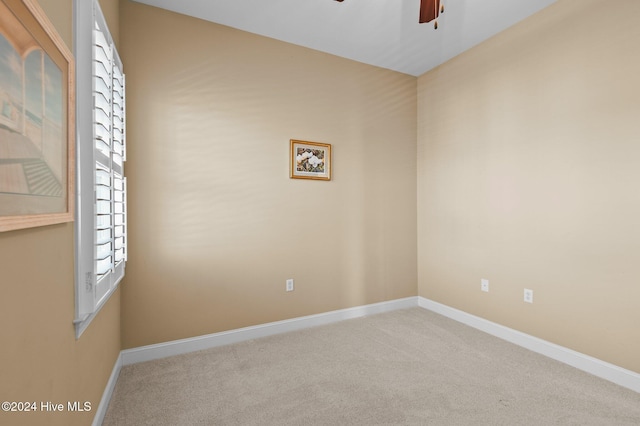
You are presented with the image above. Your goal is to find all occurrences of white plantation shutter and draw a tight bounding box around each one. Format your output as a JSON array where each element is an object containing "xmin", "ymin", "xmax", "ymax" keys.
[
  {"xmin": 92, "ymin": 15, "xmax": 126, "ymax": 303},
  {"xmin": 74, "ymin": 0, "xmax": 126, "ymax": 337},
  {"xmin": 112, "ymin": 62, "xmax": 127, "ymax": 267}
]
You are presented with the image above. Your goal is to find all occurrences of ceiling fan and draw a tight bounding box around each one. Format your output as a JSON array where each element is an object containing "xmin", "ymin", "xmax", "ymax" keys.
[{"xmin": 334, "ymin": 0, "xmax": 444, "ymax": 29}]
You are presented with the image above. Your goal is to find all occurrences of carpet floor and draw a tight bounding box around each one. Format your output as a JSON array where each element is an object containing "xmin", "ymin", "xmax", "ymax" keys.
[{"xmin": 103, "ymin": 308, "xmax": 640, "ymax": 425}]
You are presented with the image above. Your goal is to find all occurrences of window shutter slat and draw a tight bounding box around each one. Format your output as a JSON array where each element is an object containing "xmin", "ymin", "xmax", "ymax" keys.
[
  {"xmin": 96, "ymin": 257, "xmax": 112, "ymax": 276},
  {"xmin": 93, "ymin": 75, "xmax": 111, "ymax": 98}
]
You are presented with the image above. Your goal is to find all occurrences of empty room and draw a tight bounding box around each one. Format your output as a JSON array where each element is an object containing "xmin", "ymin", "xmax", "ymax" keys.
[{"xmin": 0, "ymin": 0, "xmax": 639, "ymax": 425}]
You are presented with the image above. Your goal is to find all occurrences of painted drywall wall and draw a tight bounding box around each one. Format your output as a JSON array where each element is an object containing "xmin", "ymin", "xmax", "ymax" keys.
[
  {"xmin": 0, "ymin": 1, "xmax": 121, "ymax": 425},
  {"xmin": 119, "ymin": 1, "xmax": 417, "ymax": 348},
  {"xmin": 417, "ymin": 0, "xmax": 640, "ymax": 373}
]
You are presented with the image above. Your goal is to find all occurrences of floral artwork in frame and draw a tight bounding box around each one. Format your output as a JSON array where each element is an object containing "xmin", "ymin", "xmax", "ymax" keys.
[{"xmin": 290, "ymin": 140, "xmax": 331, "ymax": 181}]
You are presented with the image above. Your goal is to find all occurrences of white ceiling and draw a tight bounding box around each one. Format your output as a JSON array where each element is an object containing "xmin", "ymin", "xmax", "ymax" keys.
[{"xmin": 133, "ymin": 0, "xmax": 557, "ymax": 76}]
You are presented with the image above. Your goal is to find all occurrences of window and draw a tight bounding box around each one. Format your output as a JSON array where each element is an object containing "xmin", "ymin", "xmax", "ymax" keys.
[{"xmin": 74, "ymin": 0, "xmax": 126, "ymax": 338}]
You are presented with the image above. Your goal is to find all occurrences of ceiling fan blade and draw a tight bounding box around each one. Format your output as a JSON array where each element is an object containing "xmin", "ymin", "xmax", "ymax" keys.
[{"xmin": 419, "ymin": 0, "xmax": 440, "ymax": 23}]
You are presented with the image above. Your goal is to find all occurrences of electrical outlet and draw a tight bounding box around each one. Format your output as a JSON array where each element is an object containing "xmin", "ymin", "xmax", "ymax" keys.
[
  {"xmin": 286, "ymin": 279, "xmax": 294, "ymax": 292},
  {"xmin": 481, "ymin": 279, "xmax": 489, "ymax": 292},
  {"xmin": 524, "ymin": 288, "xmax": 533, "ymax": 303}
]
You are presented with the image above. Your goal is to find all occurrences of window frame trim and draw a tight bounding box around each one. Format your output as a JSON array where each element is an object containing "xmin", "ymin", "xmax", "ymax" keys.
[{"xmin": 73, "ymin": 0, "xmax": 125, "ymax": 338}]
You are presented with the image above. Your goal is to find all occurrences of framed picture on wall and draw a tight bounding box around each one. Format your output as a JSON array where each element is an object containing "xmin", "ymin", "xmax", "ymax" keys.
[
  {"xmin": 290, "ymin": 139, "xmax": 332, "ymax": 181},
  {"xmin": 0, "ymin": 0, "xmax": 75, "ymax": 232}
]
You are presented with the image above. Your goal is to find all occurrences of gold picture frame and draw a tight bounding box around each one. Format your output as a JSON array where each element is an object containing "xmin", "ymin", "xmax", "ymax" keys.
[
  {"xmin": 290, "ymin": 139, "xmax": 331, "ymax": 181},
  {"xmin": 0, "ymin": 0, "xmax": 75, "ymax": 232}
]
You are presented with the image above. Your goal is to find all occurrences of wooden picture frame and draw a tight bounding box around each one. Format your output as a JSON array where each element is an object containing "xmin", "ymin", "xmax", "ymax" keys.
[
  {"xmin": 290, "ymin": 140, "xmax": 331, "ymax": 181},
  {"xmin": 0, "ymin": 0, "xmax": 75, "ymax": 232}
]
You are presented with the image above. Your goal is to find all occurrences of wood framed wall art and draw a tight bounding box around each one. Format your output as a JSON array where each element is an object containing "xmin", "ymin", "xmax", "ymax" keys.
[
  {"xmin": 290, "ymin": 140, "xmax": 331, "ymax": 181},
  {"xmin": 0, "ymin": 0, "xmax": 75, "ymax": 231}
]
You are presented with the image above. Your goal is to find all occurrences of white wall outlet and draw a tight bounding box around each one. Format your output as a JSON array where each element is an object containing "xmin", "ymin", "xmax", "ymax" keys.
[
  {"xmin": 524, "ymin": 288, "xmax": 533, "ymax": 303},
  {"xmin": 481, "ymin": 279, "xmax": 489, "ymax": 292},
  {"xmin": 286, "ymin": 279, "xmax": 294, "ymax": 292}
]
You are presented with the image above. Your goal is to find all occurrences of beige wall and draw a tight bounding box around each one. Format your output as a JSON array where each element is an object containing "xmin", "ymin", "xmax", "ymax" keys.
[
  {"xmin": 0, "ymin": 1, "xmax": 121, "ymax": 425},
  {"xmin": 37, "ymin": 0, "xmax": 72, "ymax": 47},
  {"xmin": 119, "ymin": 1, "xmax": 418, "ymax": 348},
  {"xmin": 417, "ymin": 0, "xmax": 640, "ymax": 373}
]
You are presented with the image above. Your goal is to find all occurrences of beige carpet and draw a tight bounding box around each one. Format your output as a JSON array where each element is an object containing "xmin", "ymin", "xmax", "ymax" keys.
[{"xmin": 103, "ymin": 308, "xmax": 640, "ymax": 425}]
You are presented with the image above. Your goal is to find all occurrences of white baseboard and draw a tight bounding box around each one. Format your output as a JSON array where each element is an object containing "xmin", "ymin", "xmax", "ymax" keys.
[
  {"xmin": 121, "ymin": 297, "xmax": 418, "ymax": 366},
  {"xmin": 100, "ymin": 294, "xmax": 638, "ymax": 425},
  {"xmin": 418, "ymin": 297, "xmax": 640, "ymax": 394},
  {"xmin": 92, "ymin": 352, "xmax": 122, "ymax": 426}
]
